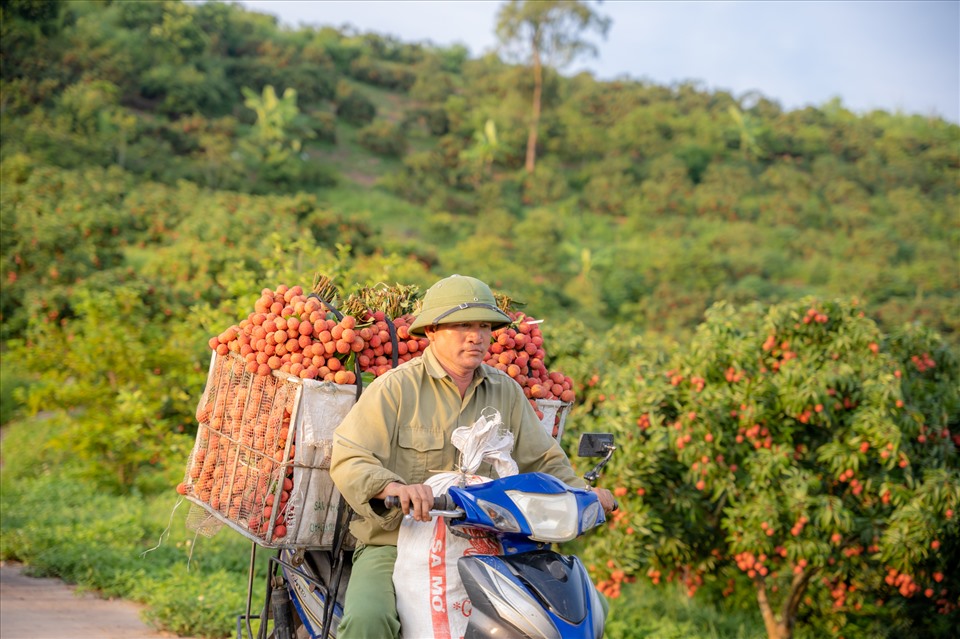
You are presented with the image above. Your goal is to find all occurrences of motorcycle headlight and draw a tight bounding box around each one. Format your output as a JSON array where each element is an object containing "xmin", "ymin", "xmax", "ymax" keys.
[
  {"xmin": 506, "ymin": 491, "xmax": 579, "ymax": 542},
  {"xmin": 580, "ymin": 499, "xmax": 602, "ymax": 532},
  {"xmin": 477, "ymin": 498, "xmax": 522, "ymax": 533}
]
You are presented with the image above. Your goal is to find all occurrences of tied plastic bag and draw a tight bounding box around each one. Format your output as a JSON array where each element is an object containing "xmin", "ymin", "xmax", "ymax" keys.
[
  {"xmin": 451, "ymin": 406, "xmax": 518, "ymax": 478},
  {"xmin": 393, "ymin": 408, "xmax": 517, "ymax": 639}
]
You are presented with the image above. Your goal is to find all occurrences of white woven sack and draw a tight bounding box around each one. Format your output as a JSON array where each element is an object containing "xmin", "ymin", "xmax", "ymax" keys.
[
  {"xmin": 393, "ymin": 409, "xmax": 516, "ymax": 639},
  {"xmin": 394, "ymin": 472, "xmax": 500, "ymax": 639},
  {"xmin": 289, "ymin": 380, "xmax": 358, "ymax": 546}
]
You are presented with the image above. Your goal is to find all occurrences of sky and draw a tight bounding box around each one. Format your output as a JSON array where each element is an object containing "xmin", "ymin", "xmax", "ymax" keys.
[{"xmin": 235, "ymin": 0, "xmax": 960, "ymax": 124}]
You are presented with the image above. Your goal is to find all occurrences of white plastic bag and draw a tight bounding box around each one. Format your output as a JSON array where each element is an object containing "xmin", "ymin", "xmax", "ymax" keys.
[{"xmin": 451, "ymin": 406, "xmax": 518, "ymax": 478}]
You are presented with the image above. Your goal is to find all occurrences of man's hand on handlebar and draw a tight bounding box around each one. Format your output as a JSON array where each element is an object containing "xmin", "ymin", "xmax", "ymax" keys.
[
  {"xmin": 376, "ymin": 481, "xmax": 435, "ymax": 521},
  {"xmin": 593, "ymin": 486, "xmax": 619, "ymax": 514}
]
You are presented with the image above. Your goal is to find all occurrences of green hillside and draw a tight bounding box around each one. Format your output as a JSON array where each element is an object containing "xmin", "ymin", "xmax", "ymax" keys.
[
  {"xmin": 2, "ymin": 2, "xmax": 958, "ymax": 638},
  {"xmin": 2, "ymin": 0, "xmax": 957, "ymax": 347}
]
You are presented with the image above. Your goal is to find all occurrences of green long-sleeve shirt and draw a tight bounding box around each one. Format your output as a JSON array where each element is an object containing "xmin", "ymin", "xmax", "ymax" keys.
[{"xmin": 329, "ymin": 345, "xmax": 585, "ymax": 546}]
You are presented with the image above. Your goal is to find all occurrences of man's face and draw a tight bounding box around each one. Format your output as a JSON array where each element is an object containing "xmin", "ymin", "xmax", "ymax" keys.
[{"xmin": 426, "ymin": 321, "xmax": 493, "ymax": 378}]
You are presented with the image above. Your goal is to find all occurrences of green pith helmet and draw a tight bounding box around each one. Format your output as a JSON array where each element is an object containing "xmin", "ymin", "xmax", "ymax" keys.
[{"xmin": 408, "ymin": 275, "xmax": 512, "ymax": 337}]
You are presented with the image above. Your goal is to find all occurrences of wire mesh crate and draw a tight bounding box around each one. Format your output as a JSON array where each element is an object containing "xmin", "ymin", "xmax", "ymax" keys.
[{"xmin": 181, "ymin": 353, "xmax": 356, "ymax": 549}]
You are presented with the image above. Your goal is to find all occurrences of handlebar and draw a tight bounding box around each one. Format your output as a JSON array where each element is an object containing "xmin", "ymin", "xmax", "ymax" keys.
[
  {"xmin": 385, "ymin": 492, "xmax": 616, "ymax": 515},
  {"xmin": 384, "ymin": 494, "xmax": 455, "ymax": 511}
]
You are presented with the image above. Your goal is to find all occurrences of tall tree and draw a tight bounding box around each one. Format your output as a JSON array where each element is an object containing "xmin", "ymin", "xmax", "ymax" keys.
[
  {"xmin": 239, "ymin": 84, "xmax": 313, "ymax": 186},
  {"xmin": 495, "ymin": 0, "xmax": 609, "ymax": 173}
]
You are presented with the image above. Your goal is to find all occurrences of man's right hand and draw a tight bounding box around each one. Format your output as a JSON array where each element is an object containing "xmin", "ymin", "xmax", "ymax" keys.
[{"xmin": 376, "ymin": 481, "xmax": 435, "ymax": 522}]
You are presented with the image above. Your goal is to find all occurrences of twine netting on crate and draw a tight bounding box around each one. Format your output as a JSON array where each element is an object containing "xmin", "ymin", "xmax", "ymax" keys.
[
  {"xmin": 186, "ymin": 503, "xmax": 225, "ymax": 538},
  {"xmin": 182, "ymin": 353, "xmax": 300, "ymax": 545}
]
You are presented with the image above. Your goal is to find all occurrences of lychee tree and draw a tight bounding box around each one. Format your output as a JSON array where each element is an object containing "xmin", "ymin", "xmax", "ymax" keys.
[{"xmin": 575, "ymin": 297, "xmax": 959, "ymax": 639}]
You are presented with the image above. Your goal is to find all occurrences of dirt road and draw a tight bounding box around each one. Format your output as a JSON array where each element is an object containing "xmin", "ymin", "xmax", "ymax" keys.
[{"xmin": 0, "ymin": 561, "xmax": 202, "ymax": 639}]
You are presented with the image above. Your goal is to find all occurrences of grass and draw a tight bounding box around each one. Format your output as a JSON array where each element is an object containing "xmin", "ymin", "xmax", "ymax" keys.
[
  {"xmin": 304, "ymin": 122, "xmax": 431, "ymax": 241},
  {"xmin": 604, "ymin": 580, "xmax": 766, "ymax": 639},
  {"xmin": 314, "ymin": 181, "xmax": 425, "ymax": 238},
  {"xmin": 0, "ymin": 415, "xmax": 274, "ymax": 639}
]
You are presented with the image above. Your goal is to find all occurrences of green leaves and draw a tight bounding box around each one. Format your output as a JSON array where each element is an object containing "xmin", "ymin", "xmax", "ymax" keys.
[
  {"xmin": 238, "ymin": 84, "xmax": 316, "ymax": 189},
  {"xmin": 7, "ymin": 284, "xmax": 200, "ymax": 492},
  {"xmin": 495, "ymin": 0, "xmax": 611, "ymax": 68},
  {"xmin": 572, "ymin": 296, "xmax": 959, "ymax": 637}
]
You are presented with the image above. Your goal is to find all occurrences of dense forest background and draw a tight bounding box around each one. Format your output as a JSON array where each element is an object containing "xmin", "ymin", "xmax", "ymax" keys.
[
  {"xmin": 2, "ymin": 0, "xmax": 957, "ymax": 348},
  {"xmin": 1, "ymin": 1, "xmax": 958, "ymax": 638}
]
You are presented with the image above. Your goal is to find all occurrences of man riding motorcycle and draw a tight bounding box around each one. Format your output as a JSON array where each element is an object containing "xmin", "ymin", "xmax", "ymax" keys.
[{"xmin": 329, "ymin": 274, "xmax": 617, "ymax": 639}]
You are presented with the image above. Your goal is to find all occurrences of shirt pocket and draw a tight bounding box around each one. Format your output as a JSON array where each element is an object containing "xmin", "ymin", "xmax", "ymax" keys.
[{"xmin": 396, "ymin": 427, "xmax": 445, "ymax": 484}]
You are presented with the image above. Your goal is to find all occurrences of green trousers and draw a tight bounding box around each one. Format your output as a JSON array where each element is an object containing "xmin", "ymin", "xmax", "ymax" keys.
[{"xmin": 337, "ymin": 544, "xmax": 401, "ymax": 639}]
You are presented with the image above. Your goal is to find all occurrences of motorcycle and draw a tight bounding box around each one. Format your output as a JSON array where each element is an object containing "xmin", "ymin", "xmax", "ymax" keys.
[{"xmin": 244, "ymin": 432, "xmax": 616, "ymax": 639}]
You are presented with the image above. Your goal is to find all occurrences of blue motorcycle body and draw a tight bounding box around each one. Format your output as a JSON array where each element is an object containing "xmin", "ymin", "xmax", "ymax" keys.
[
  {"xmin": 273, "ymin": 472, "xmax": 611, "ymax": 639},
  {"xmin": 443, "ymin": 472, "xmax": 608, "ymax": 639}
]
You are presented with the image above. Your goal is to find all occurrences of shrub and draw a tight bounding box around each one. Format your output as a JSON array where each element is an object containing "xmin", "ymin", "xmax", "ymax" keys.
[
  {"xmin": 306, "ymin": 110, "xmax": 337, "ymax": 145},
  {"xmin": 334, "ymin": 82, "xmax": 375, "ymax": 126},
  {"xmin": 575, "ymin": 297, "xmax": 960, "ymax": 639},
  {"xmin": 348, "ymin": 55, "xmax": 416, "ymax": 91},
  {"xmin": 357, "ymin": 119, "xmax": 407, "ymax": 157},
  {"xmin": 6, "ymin": 285, "xmax": 202, "ymax": 492}
]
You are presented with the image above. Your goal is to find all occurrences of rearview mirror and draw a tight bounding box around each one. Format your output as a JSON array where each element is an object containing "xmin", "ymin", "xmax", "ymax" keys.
[{"xmin": 577, "ymin": 433, "xmax": 614, "ymax": 457}]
